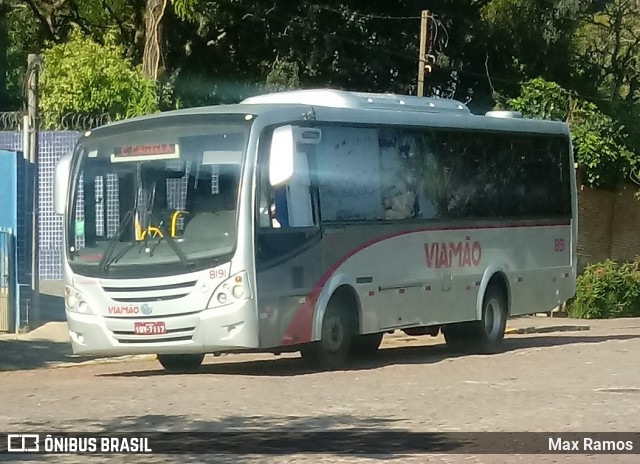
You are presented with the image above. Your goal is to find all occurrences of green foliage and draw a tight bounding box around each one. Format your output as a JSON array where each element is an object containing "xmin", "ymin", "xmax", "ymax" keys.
[
  {"xmin": 3, "ymin": 0, "xmax": 640, "ymax": 164},
  {"xmin": 508, "ymin": 78, "xmax": 570, "ymax": 120},
  {"xmin": 632, "ymin": 165, "xmax": 640, "ymax": 199},
  {"xmin": 570, "ymin": 101, "xmax": 635, "ymax": 188},
  {"xmin": 171, "ymin": 0, "xmax": 199, "ymax": 21},
  {"xmin": 509, "ymin": 78, "xmax": 636, "ymax": 188},
  {"xmin": 571, "ymin": 1, "xmax": 640, "ymax": 102},
  {"xmin": 569, "ymin": 258, "xmax": 640, "ymax": 319},
  {"xmin": 40, "ymin": 28, "xmax": 158, "ymax": 128},
  {"xmin": 480, "ymin": 0, "xmax": 583, "ymax": 92},
  {"xmin": 157, "ymin": 69, "xmax": 184, "ymax": 111},
  {"xmin": 264, "ymin": 59, "xmax": 301, "ymax": 92},
  {"xmin": 2, "ymin": 0, "xmax": 41, "ymax": 109}
]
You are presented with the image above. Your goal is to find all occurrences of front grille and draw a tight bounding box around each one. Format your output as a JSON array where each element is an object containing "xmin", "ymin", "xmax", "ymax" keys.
[
  {"xmin": 104, "ymin": 309, "xmax": 202, "ymax": 320},
  {"xmin": 102, "ymin": 280, "xmax": 198, "ymax": 303},
  {"xmin": 102, "ymin": 281, "xmax": 196, "ymax": 292},
  {"xmin": 108, "ymin": 294, "xmax": 190, "ymax": 303}
]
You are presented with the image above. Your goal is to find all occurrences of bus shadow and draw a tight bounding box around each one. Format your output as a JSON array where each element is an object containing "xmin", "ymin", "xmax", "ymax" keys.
[
  {"xmin": 12, "ymin": 414, "xmax": 465, "ymax": 459},
  {"xmin": 0, "ymin": 339, "xmax": 77, "ymax": 371},
  {"xmin": 101, "ymin": 333, "xmax": 640, "ymax": 378}
]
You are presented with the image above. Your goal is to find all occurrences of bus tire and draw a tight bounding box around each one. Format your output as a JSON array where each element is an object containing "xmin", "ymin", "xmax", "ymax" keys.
[
  {"xmin": 157, "ymin": 353, "xmax": 205, "ymax": 372},
  {"xmin": 351, "ymin": 332, "xmax": 383, "ymax": 357},
  {"xmin": 444, "ymin": 284, "xmax": 507, "ymax": 354},
  {"xmin": 300, "ymin": 297, "xmax": 355, "ymax": 370}
]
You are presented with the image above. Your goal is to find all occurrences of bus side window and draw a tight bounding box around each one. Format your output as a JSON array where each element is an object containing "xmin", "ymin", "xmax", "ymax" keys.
[{"xmin": 381, "ymin": 132, "xmax": 418, "ymax": 220}]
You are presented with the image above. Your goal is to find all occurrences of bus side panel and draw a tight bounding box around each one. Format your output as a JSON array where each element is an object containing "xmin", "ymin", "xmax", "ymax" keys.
[
  {"xmin": 318, "ymin": 223, "xmax": 449, "ymax": 332},
  {"xmin": 500, "ymin": 223, "xmax": 574, "ymax": 316},
  {"xmin": 254, "ymin": 236, "xmax": 325, "ymax": 349},
  {"xmin": 319, "ymin": 222, "xmax": 574, "ymax": 331},
  {"xmin": 255, "ymin": 220, "xmax": 575, "ymax": 350},
  {"xmin": 323, "ymin": 224, "xmax": 460, "ymax": 333},
  {"xmin": 253, "ymin": 121, "xmax": 576, "ymax": 348}
]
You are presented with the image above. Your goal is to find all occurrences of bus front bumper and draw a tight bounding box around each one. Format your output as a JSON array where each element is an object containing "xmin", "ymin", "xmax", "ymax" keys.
[{"xmin": 65, "ymin": 299, "xmax": 258, "ymax": 357}]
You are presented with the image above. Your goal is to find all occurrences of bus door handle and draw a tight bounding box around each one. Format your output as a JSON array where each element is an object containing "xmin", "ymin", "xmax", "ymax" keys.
[{"xmin": 442, "ymin": 274, "xmax": 452, "ymax": 292}]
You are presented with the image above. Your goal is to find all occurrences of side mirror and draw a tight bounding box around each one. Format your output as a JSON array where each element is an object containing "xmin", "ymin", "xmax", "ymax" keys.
[
  {"xmin": 268, "ymin": 125, "xmax": 322, "ymax": 187},
  {"xmin": 54, "ymin": 152, "xmax": 73, "ymax": 215},
  {"xmin": 269, "ymin": 125, "xmax": 295, "ymax": 187}
]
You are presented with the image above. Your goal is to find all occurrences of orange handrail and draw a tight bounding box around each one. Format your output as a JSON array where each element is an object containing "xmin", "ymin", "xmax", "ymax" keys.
[
  {"xmin": 170, "ymin": 210, "xmax": 189, "ymax": 237},
  {"xmin": 141, "ymin": 226, "xmax": 163, "ymax": 239}
]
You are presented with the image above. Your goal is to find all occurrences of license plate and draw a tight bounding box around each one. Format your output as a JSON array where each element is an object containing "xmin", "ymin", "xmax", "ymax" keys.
[{"xmin": 134, "ymin": 321, "xmax": 166, "ymax": 335}]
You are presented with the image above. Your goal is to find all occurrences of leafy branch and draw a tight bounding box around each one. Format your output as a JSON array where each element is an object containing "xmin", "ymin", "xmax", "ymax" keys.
[{"xmin": 509, "ymin": 77, "xmax": 638, "ymax": 189}]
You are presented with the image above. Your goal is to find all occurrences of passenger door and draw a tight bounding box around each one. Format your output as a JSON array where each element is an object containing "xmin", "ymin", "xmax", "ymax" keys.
[{"xmin": 254, "ymin": 129, "xmax": 324, "ymax": 348}]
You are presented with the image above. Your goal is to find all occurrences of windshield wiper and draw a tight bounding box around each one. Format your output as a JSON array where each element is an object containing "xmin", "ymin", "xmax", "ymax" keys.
[
  {"xmin": 98, "ymin": 209, "xmax": 192, "ymax": 275},
  {"xmin": 98, "ymin": 208, "xmax": 135, "ymax": 276},
  {"xmin": 146, "ymin": 211, "xmax": 192, "ymax": 269}
]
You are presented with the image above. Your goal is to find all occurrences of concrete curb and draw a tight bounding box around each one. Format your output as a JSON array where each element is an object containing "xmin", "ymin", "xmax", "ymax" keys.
[{"xmin": 505, "ymin": 325, "xmax": 590, "ymax": 335}]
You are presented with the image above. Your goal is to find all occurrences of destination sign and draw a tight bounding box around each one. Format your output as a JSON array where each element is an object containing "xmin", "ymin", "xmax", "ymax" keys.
[{"xmin": 111, "ymin": 143, "xmax": 180, "ymax": 162}]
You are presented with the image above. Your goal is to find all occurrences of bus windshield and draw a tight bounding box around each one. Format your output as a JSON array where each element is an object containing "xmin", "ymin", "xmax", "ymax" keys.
[{"xmin": 66, "ymin": 117, "xmax": 250, "ymax": 278}]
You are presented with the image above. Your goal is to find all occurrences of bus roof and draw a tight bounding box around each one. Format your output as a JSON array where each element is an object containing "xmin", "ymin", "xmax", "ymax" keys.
[
  {"xmin": 91, "ymin": 89, "xmax": 570, "ymax": 137},
  {"xmin": 241, "ymin": 89, "xmax": 472, "ymax": 114}
]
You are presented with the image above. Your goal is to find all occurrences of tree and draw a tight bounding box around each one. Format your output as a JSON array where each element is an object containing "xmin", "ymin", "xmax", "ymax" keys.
[
  {"xmin": 480, "ymin": 0, "xmax": 584, "ymax": 97},
  {"xmin": 161, "ymin": 1, "xmax": 430, "ymax": 106},
  {"xmin": 572, "ymin": 1, "xmax": 640, "ymax": 103},
  {"xmin": 2, "ymin": 0, "xmax": 44, "ymax": 110},
  {"xmin": 39, "ymin": 27, "xmax": 158, "ymax": 128},
  {"xmin": 5, "ymin": 0, "xmax": 639, "ymax": 149},
  {"xmin": 508, "ymin": 78, "xmax": 637, "ymax": 189},
  {"xmin": 0, "ymin": 1, "xmax": 503, "ymax": 111},
  {"xmin": 571, "ymin": 0, "xmax": 640, "ymax": 153},
  {"xmin": 142, "ymin": 0, "xmax": 198, "ymax": 79},
  {"xmin": 264, "ymin": 59, "xmax": 301, "ymax": 92}
]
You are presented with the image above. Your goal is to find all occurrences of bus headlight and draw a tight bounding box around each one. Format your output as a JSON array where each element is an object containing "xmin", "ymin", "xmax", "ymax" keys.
[
  {"xmin": 64, "ymin": 286, "xmax": 78, "ymax": 308},
  {"xmin": 65, "ymin": 286, "xmax": 94, "ymax": 315},
  {"xmin": 72, "ymin": 299, "xmax": 94, "ymax": 315},
  {"xmin": 232, "ymin": 286, "xmax": 245, "ymax": 299},
  {"xmin": 209, "ymin": 272, "xmax": 251, "ymax": 308}
]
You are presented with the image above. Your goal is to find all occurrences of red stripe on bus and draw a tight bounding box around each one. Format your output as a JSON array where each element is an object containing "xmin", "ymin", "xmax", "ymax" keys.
[{"xmin": 280, "ymin": 219, "xmax": 572, "ymax": 345}]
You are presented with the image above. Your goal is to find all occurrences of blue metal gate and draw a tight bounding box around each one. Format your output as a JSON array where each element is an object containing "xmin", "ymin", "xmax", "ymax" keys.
[{"xmin": 0, "ymin": 228, "xmax": 17, "ymax": 332}]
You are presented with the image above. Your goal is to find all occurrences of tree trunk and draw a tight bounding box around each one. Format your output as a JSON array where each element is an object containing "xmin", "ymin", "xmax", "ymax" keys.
[{"xmin": 142, "ymin": 0, "xmax": 167, "ymax": 80}]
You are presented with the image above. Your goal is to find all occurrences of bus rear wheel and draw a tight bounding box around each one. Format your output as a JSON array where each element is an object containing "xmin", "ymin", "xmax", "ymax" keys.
[
  {"xmin": 300, "ymin": 297, "xmax": 355, "ymax": 370},
  {"xmin": 444, "ymin": 284, "xmax": 507, "ymax": 354},
  {"xmin": 157, "ymin": 353, "xmax": 205, "ymax": 372}
]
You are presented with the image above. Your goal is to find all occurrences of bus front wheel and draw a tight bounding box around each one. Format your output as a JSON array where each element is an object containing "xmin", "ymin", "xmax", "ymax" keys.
[
  {"xmin": 157, "ymin": 353, "xmax": 205, "ymax": 372},
  {"xmin": 300, "ymin": 297, "xmax": 355, "ymax": 370},
  {"xmin": 444, "ymin": 284, "xmax": 508, "ymax": 354}
]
